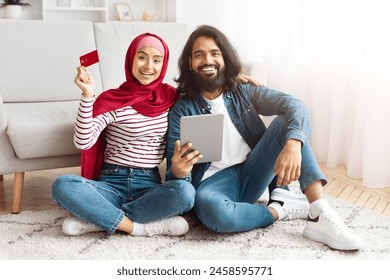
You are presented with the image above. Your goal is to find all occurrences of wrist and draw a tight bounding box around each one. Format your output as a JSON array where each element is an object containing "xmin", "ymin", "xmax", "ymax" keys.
[
  {"xmin": 286, "ymin": 139, "xmax": 302, "ymax": 148},
  {"xmin": 171, "ymin": 168, "xmax": 186, "ymax": 179},
  {"xmin": 171, "ymin": 165, "xmax": 191, "ymax": 179},
  {"xmin": 167, "ymin": 168, "xmax": 191, "ymax": 182},
  {"xmin": 81, "ymin": 91, "xmax": 94, "ymax": 98}
]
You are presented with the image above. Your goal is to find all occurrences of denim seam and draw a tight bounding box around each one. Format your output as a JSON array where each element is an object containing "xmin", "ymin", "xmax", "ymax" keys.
[
  {"xmin": 299, "ymin": 175, "xmax": 328, "ymax": 192},
  {"xmin": 108, "ymin": 210, "xmax": 125, "ymax": 234}
]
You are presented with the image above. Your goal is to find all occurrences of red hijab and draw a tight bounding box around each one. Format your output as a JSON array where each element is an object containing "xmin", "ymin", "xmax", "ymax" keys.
[{"xmin": 81, "ymin": 33, "xmax": 179, "ymax": 179}]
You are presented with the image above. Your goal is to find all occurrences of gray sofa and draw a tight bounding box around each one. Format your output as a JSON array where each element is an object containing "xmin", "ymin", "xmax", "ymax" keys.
[{"xmin": 0, "ymin": 19, "xmax": 266, "ymax": 214}]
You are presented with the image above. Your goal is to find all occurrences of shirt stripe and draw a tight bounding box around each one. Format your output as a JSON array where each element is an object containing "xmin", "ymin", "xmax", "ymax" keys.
[{"xmin": 74, "ymin": 97, "xmax": 168, "ymax": 168}]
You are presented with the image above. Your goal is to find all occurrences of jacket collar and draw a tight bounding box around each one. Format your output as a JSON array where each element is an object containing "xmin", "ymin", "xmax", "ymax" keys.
[{"xmin": 194, "ymin": 92, "xmax": 231, "ymax": 113}]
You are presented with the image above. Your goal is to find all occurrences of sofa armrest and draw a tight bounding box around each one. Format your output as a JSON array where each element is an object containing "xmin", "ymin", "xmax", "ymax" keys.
[
  {"xmin": 241, "ymin": 62, "xmax": 268, "ymax": 86},
  {"xmin": 0, "ymin": 94, "xmax": 7, "ymax": 131}
]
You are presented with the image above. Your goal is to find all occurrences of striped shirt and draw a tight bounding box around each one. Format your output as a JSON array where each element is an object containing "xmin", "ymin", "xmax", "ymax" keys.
[{"xmin": 74, "ymin": 97, "xmax": 168, "ymax": 168}]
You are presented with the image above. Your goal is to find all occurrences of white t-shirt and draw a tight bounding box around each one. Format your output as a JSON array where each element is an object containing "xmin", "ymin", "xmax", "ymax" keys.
[{"xmin": 201, "ymin": 94, "xmax": 252, "ymax": 181}]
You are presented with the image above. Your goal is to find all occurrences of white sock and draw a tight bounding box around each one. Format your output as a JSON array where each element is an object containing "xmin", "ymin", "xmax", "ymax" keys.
[
  {"xmin": 309, "ymin": 198, "xmax": 332, "ymax": 218},
  {"xmin": 131, "ymin": 222, "xmax": 146, "ymax": 236},
  {"xmin": 268, "ymin": 202, "xmax": 284, "ymax": 220}
]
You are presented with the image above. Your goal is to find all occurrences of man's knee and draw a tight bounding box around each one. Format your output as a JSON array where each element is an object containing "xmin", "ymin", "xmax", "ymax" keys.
[{"xmin": 195, "ymin": 192, "xmax": 236, "ymax": 232}]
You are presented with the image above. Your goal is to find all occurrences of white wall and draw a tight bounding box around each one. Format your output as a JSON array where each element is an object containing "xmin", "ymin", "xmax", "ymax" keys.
[{"xmin": 174, "ymin": 0, "xmax": 261, "ymax": 63}]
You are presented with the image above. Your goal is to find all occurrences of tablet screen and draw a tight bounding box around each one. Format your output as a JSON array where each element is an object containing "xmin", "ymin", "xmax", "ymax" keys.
[{"xmin": 180, "ymin": 114, "xmax": 224, "ymax": 163}]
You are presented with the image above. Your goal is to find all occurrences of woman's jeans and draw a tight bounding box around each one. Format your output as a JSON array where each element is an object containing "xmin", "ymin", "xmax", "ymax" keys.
[
  {"xmin": 194, "ymin": 116, "xmax": 327, "ymax": 233},
  {"xmin": 52, "ymin": 163, "xmax": 195, "ymax": 234}
]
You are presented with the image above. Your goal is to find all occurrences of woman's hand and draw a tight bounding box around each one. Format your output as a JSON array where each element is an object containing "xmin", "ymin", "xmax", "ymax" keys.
[
  {"xmin": 74, "ymin": 66, "xmax": 95, "ymax": 98},
  {"xmin": 273, "ymin": 139, "xmax": 302, "ymax": 186},
  {"xmin": 170, "ymin": 140, "xmax": 203, "ymax": 178},
  {"xmin": 238, "ymin": 74, "xmax": 262, "ymax": 86}
]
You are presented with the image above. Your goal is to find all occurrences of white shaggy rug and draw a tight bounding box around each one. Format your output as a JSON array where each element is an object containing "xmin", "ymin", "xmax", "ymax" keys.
[{"xmin": 0, "ymin": 194, "xmax": 389, "ymax": 260}]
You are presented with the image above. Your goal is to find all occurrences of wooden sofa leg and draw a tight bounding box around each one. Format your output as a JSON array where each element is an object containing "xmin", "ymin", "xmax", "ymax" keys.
[{"xmin": 12, "ymin": 172, "xmax": 25, "ymax": 214}]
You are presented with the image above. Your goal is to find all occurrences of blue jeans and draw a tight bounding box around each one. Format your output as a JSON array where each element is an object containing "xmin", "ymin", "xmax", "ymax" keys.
[
  {"xmin": 194, "ymin": 116, "xmax": 327, "ymax": 233},
  {"xmin": 52, "ymin": 163, "xmax": 196, "ymax": 234}
]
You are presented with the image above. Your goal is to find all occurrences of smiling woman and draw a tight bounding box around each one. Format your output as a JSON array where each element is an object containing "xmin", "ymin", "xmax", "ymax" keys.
[
  {"xmin": 132, "ymin": 47, "xmax": 164, "ymax": 85},
  {"xmin": 51, "ymin": 32, "xmax": 196, "ymax": 238},
  {"xmin": 132, "ymin": 36, "xmax": 165, "ymax": 85}
]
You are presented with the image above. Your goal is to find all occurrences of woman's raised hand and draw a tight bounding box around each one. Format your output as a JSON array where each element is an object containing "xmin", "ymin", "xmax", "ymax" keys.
[{"xmin": 74, "ymin": 66, "xmax": 95, "ymax": 98}]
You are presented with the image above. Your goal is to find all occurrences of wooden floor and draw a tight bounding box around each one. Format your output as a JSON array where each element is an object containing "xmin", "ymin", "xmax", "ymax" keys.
[
  {"xmin": 0, "ymin": 167, "xmax": 81, "ymax": 216},
  {"xmin": 1, "ymin": 165, "xmax": 390, "ymax": 217},
  {"xmin": 320, "ymin": 165, "xmax": 390, "ymax": 217}
]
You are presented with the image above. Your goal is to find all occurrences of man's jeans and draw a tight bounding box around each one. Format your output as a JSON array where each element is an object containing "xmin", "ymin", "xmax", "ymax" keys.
[
  {"xmin": 52, "ymin": 163, "xmax": 195, "ymax": 234},
  {"xmin": 194, "ymin": 116, "xmax": 327, "ymax": 233}
]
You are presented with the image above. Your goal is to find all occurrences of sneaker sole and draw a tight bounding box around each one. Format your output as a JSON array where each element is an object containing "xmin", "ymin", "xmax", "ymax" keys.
[{"xmin": 303, "ymin": 227, "xmax": 363, "ymax": 250}]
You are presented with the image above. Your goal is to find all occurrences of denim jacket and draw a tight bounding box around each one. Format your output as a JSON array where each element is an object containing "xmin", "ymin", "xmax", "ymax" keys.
[{"xmin": 165, "ymin": 83, "xmax": 311, "ymax": 188}]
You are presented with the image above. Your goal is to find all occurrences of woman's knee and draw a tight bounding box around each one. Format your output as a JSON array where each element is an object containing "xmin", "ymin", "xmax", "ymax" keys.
[
  {"xmin": 165, "ymin": 179, "xmax": 196, "ymax": 206},
  {"xmin": 51, "ymin": 174, "xmax": 84, "ymax": 199}
]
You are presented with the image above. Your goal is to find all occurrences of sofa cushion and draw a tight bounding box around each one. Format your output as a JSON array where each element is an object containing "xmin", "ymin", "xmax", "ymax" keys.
[
  {"xmin": 4, "ymin": 101, "xmax": 80, "ymax": 159},
  {"xmin": 93, "ymin": 22, "xmax": 190, "ymax": 91},
  {"xmin": 0, "ymin": 19, "xmax": 102, "ymax": 103}
]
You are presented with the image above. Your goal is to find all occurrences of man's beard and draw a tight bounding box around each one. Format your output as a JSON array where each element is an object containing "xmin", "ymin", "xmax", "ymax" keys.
[{"xmin": 191, "ymin": 67, "xmax": 226, "ymax": 93}]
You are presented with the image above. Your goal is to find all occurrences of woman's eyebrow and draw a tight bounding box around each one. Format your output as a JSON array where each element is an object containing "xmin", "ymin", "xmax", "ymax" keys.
[{"xmin": 136, "ymin": 50, "xmax": 163, "ymax": 58}]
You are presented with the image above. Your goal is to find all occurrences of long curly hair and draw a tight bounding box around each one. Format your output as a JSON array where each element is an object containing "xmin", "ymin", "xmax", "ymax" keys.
[{"xmin": 175, "ymin": 25, "xmax": 241, "ymax": 99}]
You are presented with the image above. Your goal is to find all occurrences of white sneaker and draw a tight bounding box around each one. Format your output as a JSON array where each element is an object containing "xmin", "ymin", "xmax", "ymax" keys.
[
  {"xmin": 269, "ymin": 188, "xmax": 309, "ymax": 220},
  {"xmin": 62, "ymin": 216, "xmax": 103, "ymax": 236},
  {"xmin": 144, "ymin": 216, "xmax": 189, "ymax": 236},
  {"xmin": 270, "ymin": 187, "xmax": 308, "ymax": 203},
  {"xmin": 303, "ymin": 209, "xmax": 364, "ymax": 250}
]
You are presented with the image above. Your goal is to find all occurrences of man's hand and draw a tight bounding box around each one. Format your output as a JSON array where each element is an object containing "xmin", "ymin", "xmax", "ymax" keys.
[
  {"xmin": 171, "ymin": 140, "xmax": 203, "ymax": 178},
  {"xmin": 238, "ymin": 74, "xmax": 262, "ymax": 86},
  {"xmin": 274, "ymin": 139, "xmax": 302, "ymax": 186}
]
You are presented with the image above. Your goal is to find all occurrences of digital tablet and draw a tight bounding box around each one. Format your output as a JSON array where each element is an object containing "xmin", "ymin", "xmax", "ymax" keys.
[{"xmin": 180, "ymin": 114, "xmax": 224, "ymax": 163}]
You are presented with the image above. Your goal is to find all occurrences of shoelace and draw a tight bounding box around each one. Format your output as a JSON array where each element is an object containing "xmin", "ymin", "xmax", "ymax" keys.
[
  {"xmin": 322, "ymin": 211, "xmax": 351, "ymax": 233},
  {"xmin": 145, "ymin": 221, "xmax": 171, "ymax": 236},
  {"xmin": 285, "ymin": 208, "xmax": 309, "ymax": 220}
]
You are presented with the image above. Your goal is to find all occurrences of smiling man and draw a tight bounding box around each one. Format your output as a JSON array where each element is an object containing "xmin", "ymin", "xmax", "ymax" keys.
[
  {"xmin": 165, "ymin": 25, "xmax": 363, "ymax": 251},
  {"xmin": 189, "ymin": 36, "xmax": 227, "ymax": 96}
]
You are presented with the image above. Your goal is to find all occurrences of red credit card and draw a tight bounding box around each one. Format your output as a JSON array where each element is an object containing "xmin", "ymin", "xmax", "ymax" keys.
[{"xmin": 80, "ymin": 50, "xmax": 99, "ymax": 67}]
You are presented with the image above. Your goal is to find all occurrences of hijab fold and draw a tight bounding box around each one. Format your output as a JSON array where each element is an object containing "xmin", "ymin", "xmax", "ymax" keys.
[{"xmin": 81, "ymin": 33, "xmax": 179, "ymax": 179}]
